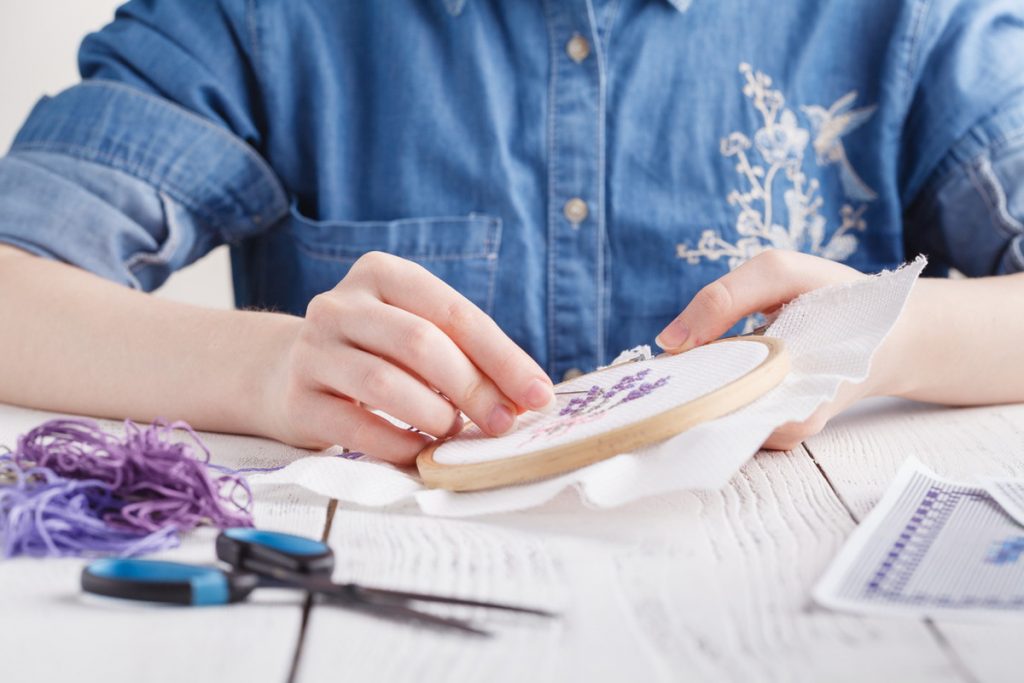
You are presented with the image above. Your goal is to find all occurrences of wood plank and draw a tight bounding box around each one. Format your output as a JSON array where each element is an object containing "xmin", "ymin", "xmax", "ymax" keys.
[
  {"xmin": 0, "ymin": 405, "xmax": 330, "ymax": 683},
  {"xmin": 806, "ymin": 397, "xmax": 1024, "ymax": 683},
  {"xmin": 298, "ymin": 443, "xmax": 959, "ymax": 682}
]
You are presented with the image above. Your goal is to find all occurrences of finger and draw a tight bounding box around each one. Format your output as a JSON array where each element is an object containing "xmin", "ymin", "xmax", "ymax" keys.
[
  {"xmin": 762, "ymin": 381, "xmax": 862, "ymax": 450},
  {"xmin": 308, "ymin": 345, "xmax": 462, "ymax": 438},
  {"xmin": 763, "ymin": 411, "xmax": 827, "ymax": 450},
  {"xmin": 762, "ymin": 424, "xmax": 812, "ymax": 452},
  {"xmin": 341, "ymin": 302, "xmax": 520, "ymax": 436},
  {"xmin": 655, "ymin": 250, "xmax": 858, "ymax": 353},
  {"xmin": 352, "ymin": 252, "xmax": 555, "ymax": 411},
  {"xmin": 301, "ymin": 391, "xmax": 432, "ymax": 465}
]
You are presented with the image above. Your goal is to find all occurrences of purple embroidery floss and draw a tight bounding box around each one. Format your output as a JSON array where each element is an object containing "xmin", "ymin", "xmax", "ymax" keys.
[
  {"xmin": 530, "ymin": 369, "xmax": 673, "ymax": 443},
  {"xmin": 0, "ymin": 418, "xmax": 254, "ymax": 558}
]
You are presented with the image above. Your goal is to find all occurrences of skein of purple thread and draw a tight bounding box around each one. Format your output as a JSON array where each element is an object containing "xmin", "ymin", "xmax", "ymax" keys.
[{"xmin": 0, "ymin": 418, "xmax": 254, "ymax": 558}]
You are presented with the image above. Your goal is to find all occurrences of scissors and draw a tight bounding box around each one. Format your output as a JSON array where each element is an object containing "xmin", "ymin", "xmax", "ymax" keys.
[{"xmin": 81, "ymin": 528, "xmax": 554, "ymax": 636}]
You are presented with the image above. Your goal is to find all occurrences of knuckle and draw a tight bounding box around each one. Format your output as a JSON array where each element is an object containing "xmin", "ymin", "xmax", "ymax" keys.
[
  {"xmin": 490, "ymin": 347, "xmax": 521, "ymax": 380},
  {"xmin": 303, "ymin": 294, "xmax": 355, "ymax": 342},
  {"xmin": 355, "ymin": 250, "xmax": 390, "ymax": 271},
  {"xmin": 344, "ymin": 413, "xmax": 374, "ymax": 451},
  {"xmin": 358, "ymin": 363, "xmax": 396, "ymax": 402},
  {"xmin": 457, "ymin": 374, "xmax": 490, "ymax": 407},
  {"xmin": 752, "ymin": 248, "xmax": 789, "ymax": 274},
  {"xmin": 401, "ymin": 321, "xmax": 436, "ymax": 358},
  {"xmin": 425, "ymin": 403, "xmax": 460, "ymax": 437},
  {"xmin": 304, "ymin": 293, "xmax": 333, "ymax": 325},
  {"xmin": 696, "ymin": 280, "xmax": 734, "ymax": 318},
  {"xmin": 351, "ymin": 251, "xmax": 396, "ymax": 281},
  {"xmin": 442, "ymin": 299, "xmax": 479, "ymax": 336}
]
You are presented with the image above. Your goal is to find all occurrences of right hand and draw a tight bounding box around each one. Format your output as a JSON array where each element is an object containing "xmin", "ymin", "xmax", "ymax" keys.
[{"xmin": 265, "ymin": 251, "xmax": 555, "ymax": 464}]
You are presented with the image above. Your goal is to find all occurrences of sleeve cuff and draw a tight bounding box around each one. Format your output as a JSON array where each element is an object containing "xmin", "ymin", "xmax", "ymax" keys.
[{"xmin": 10, "ymin": 80, "xmax": 287, "ymax": 242}]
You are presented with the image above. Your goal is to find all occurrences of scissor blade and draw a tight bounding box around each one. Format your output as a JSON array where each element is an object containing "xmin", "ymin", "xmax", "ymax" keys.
[
  {"xmin": 355, "ymin": 586, "xmax": 556, "ymax": 617},
  {"xmin": 278, "ymin": 571, "xmax": 553, "ymax": 618},
  {"xmin": 271, "ymin": 573, "xmax": 489, "ymax": 636},
  {"xmin": 321, "ymin": 590, "xmax": 491, "ymax": 637}
]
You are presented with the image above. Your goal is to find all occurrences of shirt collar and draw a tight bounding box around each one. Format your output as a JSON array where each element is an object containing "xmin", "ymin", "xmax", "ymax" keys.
[{"xmin": 442, "ymin": 0, "xmax": 691, "ymax": 17}]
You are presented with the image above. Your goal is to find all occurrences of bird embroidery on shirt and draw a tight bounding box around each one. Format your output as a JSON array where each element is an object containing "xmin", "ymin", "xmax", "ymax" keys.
[
  {"xmin": 677, "ymin": 63, "xmax": 877, "ymax": 274},
  {"xmin": 802, "ymin": 92, "xmax": 878, "ymax": 202}
]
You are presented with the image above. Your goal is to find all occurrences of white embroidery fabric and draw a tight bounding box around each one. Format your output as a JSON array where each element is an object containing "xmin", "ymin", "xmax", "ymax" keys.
[
  {"xmin": 432, "ymin": 341, "xmax": 769, "ymax": 466},
  {"xmin": 249, "ymin": 257, "xmax": 926, "ymax": 516}
]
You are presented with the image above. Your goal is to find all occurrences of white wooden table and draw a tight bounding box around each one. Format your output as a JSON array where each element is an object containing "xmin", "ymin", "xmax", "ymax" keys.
[{"xmin": 2, "ymin": 398, "xmax": 1023, "ymax": 682}]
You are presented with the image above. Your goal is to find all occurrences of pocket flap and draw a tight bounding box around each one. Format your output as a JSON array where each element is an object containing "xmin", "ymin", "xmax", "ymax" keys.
[{"xmin": 288, "ymin": 203, "xmax": 501, "ymax": 262}]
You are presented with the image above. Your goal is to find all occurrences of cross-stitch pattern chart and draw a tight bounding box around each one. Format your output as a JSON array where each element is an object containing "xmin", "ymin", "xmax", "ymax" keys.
[
  {"xmin": 816, "ymin": 462, "xmax": 1024, "ymax": 618},
  {"xmin": 418, "ymin": 337, "xmax": 789, "ymax": 491}
]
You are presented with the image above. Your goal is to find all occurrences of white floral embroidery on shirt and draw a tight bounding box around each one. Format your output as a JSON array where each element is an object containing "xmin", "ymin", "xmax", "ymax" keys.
[{"xmin": 677, "ymin": 63, "xmax": 877, "ymax": 271}]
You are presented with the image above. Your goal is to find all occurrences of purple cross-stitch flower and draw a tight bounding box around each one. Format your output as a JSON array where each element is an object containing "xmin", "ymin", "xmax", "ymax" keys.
[{"xmin": 527, "ymin": 368, "xmax": 672, "ymax": 444}]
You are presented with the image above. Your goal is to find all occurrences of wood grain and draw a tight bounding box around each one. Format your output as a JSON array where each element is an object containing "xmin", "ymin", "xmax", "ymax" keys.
[
  {"xmin": 806, "ymin": 397, "xmax": 1024, "ymax": 683},
  {"xmin": 299, "ymin": 445, "xmax": 961, "ymax": 682},
  {"xmin": 5, "ymin": 399, "xmax": 1019, "ymax": 682}
]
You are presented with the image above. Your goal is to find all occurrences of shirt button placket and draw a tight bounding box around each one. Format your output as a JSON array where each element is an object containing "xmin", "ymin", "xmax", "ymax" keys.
[{"xmin": 544, "ymin": 1, "xmax": 605, "ymax": 380}]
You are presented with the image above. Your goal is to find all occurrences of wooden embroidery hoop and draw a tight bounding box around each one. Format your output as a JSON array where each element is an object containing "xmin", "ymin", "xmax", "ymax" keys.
[{"xmin": 417, "ymin": 336, "xmax": 790, "ymax": 492}]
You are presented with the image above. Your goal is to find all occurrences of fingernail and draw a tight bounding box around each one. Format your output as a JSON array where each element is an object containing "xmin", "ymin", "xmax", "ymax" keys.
[
  {"xmin": 487, "ymin": 404, "xmax": 516, "ymax": 435},
  {"xmin": 524, "ymin": 378, "xmax": 555, "ymax": 411},
  {"xmin": 655, "ymin": 320, "xmax": 690, "ymax": 350}
]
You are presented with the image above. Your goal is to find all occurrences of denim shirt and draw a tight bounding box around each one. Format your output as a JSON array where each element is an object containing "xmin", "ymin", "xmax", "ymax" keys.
[{"xmin": 1, "ymin": 0, "xmax": 1023, "ymax": 380}]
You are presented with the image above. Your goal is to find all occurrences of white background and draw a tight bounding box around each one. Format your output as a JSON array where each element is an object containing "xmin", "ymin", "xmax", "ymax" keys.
[{"xmin": 0, "ymin": 0, "xmax": 234, "ymax": 309}]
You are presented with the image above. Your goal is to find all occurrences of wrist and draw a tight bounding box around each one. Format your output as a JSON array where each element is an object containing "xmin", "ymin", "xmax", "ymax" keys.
[{"xmin": 226, "ymin": 310, "xmax": 304, "ymax": 440}]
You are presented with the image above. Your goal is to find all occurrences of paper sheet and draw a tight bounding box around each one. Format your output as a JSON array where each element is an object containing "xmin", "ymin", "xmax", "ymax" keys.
[
  {"xmin": 978, "ymin": 477, "xmax": 1024, "ymax": 527},
  {"xmin": 250, "ymin": 257, "xmax": 926, "ymax": 516},
  {"xmin": 814, "ymin": 459, "xmax": 1024, "ymax": 621}
]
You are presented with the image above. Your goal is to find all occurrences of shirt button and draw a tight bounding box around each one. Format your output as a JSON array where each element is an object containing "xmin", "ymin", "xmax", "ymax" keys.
[
  {"xmin": 563, "ymin": 197, "xmax": 589, "ymax": 224},
  {"xmin": 566, "ymin": 34, "xmax": 591, "ymax": 63},
  {"xmin": 562, "ymin": 368, "xmax": 585, "ymax": 381}
]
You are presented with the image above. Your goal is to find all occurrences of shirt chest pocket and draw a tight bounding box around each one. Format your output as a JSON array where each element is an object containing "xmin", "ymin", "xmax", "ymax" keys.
[{"xmin": 284, "ymin": 205, "xmax": 503, "ymax": 316}]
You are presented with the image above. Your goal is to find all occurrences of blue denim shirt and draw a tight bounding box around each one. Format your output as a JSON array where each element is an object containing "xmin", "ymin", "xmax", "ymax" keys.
[{"xmin": 1, "ymin": 0, "xmax": 1023, "ymax": 380}]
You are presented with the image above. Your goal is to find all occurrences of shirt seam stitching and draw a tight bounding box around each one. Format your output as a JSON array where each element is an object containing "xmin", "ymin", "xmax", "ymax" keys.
[
  {"xmin": 900, "ymin": 0, "xmax": 931, "ymax": 107},
  {"xmin": 17, "ymin": 80, "xmax": 288, "ymax": 218},
  {"xmin": 589, "ymin": 0, "xmax": 611, "ymax": 367},
  {"xmin": 542, "ymin": 0, "xmax": 558, "ymax": 379},
  {"xmin": 12, "ymin": 140, "xmax": 259, "ymax": 236}
]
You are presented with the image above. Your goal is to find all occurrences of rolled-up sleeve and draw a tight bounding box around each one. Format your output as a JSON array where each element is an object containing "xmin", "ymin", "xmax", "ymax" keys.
[
  {"xmin": 0, "ymin": 0, "xmax": 287, "ymax": 291},
  {"xmin": 905, "ymin": 106, "xmax": 1024, "ymax": 276},
  {"xmin": 902, "ymin": 0, "xmax": 1024, "ymax": 276}
]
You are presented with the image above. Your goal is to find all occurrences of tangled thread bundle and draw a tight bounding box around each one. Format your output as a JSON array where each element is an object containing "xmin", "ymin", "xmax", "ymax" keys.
[{"xmin": 0, "ymin": 418, "xmax": 254, "ymax": 558}]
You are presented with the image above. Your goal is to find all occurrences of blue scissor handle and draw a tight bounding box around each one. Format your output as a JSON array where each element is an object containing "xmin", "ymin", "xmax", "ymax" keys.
[
  {"xmin": 81, "ymin": 559, "xmax": 258, "ymax": 606},
  {"xmin": 222, "ymin": 528, "xmax": 330, "ymax": 556},
  {"xmin": 217, "ymin": 528, "xmax": 335, "ymax": 576}
]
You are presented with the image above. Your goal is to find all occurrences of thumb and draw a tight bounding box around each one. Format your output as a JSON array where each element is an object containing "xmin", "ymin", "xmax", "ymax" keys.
[{"xmin": 655, "ymin": 251, "xmax": 852, "ymax": 353}]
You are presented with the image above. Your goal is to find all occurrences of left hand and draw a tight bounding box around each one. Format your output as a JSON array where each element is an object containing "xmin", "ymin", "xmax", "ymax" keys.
[{"xmin": 654, "ymin": 249, "xmax": 880, "ymax": 451}]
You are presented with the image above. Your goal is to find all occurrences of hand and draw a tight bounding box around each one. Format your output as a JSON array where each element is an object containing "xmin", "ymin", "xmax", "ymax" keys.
[
  {"xmin": 655, "ymin": 250, "xmax": 875, "ymax": 451},
  {"xmin": 265, "ymin": 252, "xmax": 555, "ymax": 464}
]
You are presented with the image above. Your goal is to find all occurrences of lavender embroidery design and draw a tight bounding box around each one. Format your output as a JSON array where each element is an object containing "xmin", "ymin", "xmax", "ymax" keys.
[{"xmin": 522, "ymin": 369, "xmax": 671, "ymax": 445}]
